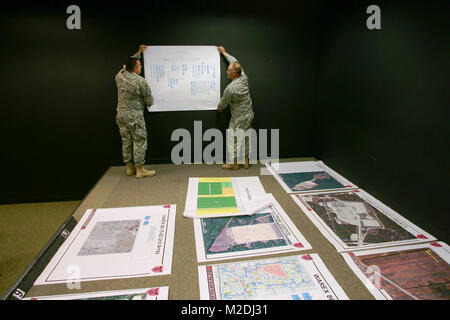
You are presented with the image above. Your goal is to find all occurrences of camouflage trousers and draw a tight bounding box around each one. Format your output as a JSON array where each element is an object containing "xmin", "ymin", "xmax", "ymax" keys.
[
  {"xmin": 116, "ymin": 113, "xmax": 147, "ymax": 166},
  {"xmin": 226, "ymin": 113, "xmax": 254, "ymax": 162}
]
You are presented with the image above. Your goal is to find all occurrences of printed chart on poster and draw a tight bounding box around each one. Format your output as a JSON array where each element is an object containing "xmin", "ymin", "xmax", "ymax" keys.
[
  {"xmin": 341, "ymin": 242, "xmax": 450, "ymax": 300},
  {"xmin": 193, "ymin": 194, "xmax": 312, "ymax": 262},
  {"xmin": 291, "ymin": 189, "xmax": 436, "ymax": 252},
  {"xmin": 265, "ymin": 161, "xmax": 357, "ymax": 194},
  {"xmin": 24, "ymin": 287, "xmax": 169, "ymax": 300},
  {"xmin": 198, "ymin": 254, "xmax": 349, "ymax": 300},
  {"xmin": 34, "ymin": 205, "xmax": 176, "ymax": 285},
  {"xmin": 183, "ymin": 177, "xmax": 271, "ymax": 218},
  {"xmin": 143, "ymin": 46, "xmax": 220, "ymax": 112}
]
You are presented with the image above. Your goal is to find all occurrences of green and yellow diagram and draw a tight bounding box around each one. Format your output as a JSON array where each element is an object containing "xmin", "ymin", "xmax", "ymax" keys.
[{"xmin": 197, "ymin": 178, "xmax": 240, "ymax": 216}]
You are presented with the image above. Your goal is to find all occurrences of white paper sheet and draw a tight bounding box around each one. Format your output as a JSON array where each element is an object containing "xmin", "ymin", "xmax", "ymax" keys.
[
  {"xmin": 24, "ymin": 287, "xmax": 169, "ymax": 300},
  {"xmin": 291, "ymin": 189, "xmax": 436, "ymax": 252},
  {"xmin": 198, "ymin": 254, "xmax": 349, "ymax": 300},
  {"xmin": 34, "ymin": 205, "xmax": 176, "ymax": 285},
  {"xmin": 193, "ymin": 194, "xmax": 312, "ymax": 262},
  {"xmin": 265, "ymin": 161, "xmax": 357, "ymax": 194},
  {"xmin": 143, "ymin": 46, "xmax": 220, "ymax": 112},
  {"xmin": 183, "ymin": 177, "xmax": 271, "ymax": 219},
  {"xmin": 341, "ymin": 242, "xmax": 450, "ymax": 300}
]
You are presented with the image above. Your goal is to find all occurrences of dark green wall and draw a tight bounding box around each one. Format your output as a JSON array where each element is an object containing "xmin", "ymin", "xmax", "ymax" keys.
[{"xmin": 316, "ymin": 0, "xmax": 449, "ymax": 243}]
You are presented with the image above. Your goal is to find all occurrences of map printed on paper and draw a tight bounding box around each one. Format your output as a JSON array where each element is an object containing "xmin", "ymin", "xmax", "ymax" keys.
[
  {"xmin": 184, "ymin": 177, "xmax": 270, "ymax": 219},
  {"xmin": 34, "ymin": 205, "xmax": 176, "ymax": 285},
  {"xmin": 143, "ymin": 46, "xmax": 220, "ymax": 112},
  {"xmin": 194, "ymin": 194, "xmax": 312, "ymax": 262},
  {"xmin": 265, "ymin": 161, "xmax": 357, "ymax": 194},
  {"xmin": 342, "ymin": 242, "xmax": 450, "ymax": 300},
  {"xmin": 78, "ymin": 220, "xmax": 140, "ymax": 256},
  {"xmin": 24, "ymin": 287, "xmax": 169, "ymax": 300},
  {"xmin": 291, "ymin": 189, "xmax": 436, "ymax": 252},
  {"xmin": 198, "ymin": 254, "xmax": 349, "ymax": 300}
]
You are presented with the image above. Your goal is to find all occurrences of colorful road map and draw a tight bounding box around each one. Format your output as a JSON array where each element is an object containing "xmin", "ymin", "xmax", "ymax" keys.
[
  {"xmin": 199, "ymin": 254, "xmax": 349, "ymax": 300},
  {"xmin": 196, "ymin": 178, "xmax": 239, "ymax": 215}
]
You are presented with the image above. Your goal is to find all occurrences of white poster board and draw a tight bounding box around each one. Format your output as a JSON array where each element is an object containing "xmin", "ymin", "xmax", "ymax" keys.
[
  {"xmin": 198, "ymin": 254, "xmax": 349, "ymax": 300},
  {"xmin": 24, "ymin": 287, "xmax": 169, "ymax": 300},
  {"xmin": 266, "ymin": 161, "xmax": 357, "ymax": 194},
  {"xmin": 341, "ymin": 242, "xmax": 450, "ymax": 300},
  {"xmin": 193, "ymin": 194, "xmax": 312, "ymax": 262},
  {"xmin": 291, "ymin": 189, "xmax": 436, "ymax": 252},
  {"xmin": 143, "ymin": 45, "xmax": 220, "ymax": 112},
  {"xmin": 34, "ymin": 205, "xmax": 176, "ymax": 285},
  {"xmin": 183, "ymin": 177, "xmax": 271, "ymax": 219}
]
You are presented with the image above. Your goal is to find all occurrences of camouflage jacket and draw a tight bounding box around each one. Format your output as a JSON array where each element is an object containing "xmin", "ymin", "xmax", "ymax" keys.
[
  {"xmin": 218, "ymin": 52, "xmax": 254, "ymax": 126},
  {"xmin": 115, "ymin": 52, "xmax": 154, "ymax": 118}
]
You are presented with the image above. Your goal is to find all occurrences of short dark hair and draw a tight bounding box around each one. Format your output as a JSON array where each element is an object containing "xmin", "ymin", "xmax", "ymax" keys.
[{"xmin": 126, "ymin": 57, "xmax": 140, "ymax": 71}]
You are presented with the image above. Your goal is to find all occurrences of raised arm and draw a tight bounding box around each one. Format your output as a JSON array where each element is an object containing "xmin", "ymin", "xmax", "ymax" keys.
[{"xmin": 217, "ymin": 46, "xmax": 245, "ymax": 77}]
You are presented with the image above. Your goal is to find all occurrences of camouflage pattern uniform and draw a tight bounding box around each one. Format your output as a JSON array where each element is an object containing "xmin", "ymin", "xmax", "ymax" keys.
[
  {"xmin": 218, "ymin": 52, "xmax": 255, "ymax": 160},
  {"xmin": 115, "ymin": 52, "xmax": 154, "ymax": 166}
]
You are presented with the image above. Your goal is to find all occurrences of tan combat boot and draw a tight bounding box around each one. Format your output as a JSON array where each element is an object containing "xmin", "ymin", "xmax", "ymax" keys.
[
  {"xmin": 222, "ymin": 159, "xmax": 240, "ymax": 170},
  {"xmin": 136, "ymin": 165, "xmax": 156, "ymax": 178},
  {"xmin": 126, "ymin": 163, "xmax": 136, "ymax": 176},
  {"xmin": 241, "ymin": 156, "xmax": 250, "ymax": 169}
]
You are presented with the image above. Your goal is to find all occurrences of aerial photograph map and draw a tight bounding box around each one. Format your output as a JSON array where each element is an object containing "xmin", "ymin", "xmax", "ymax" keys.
[
  {"xmin": 201, "ymin": 213, "xmax": 289, "ymax": 255},
  {"xmin": 349, "ymin": 247, "xmax": 450, "ymax": 299},
  {"xmin": 279, "ymin": 171, "xmax": 345, "ymax": 192},
  {"xmin": 301, "ymin": 191, "xmax": 416, "ymax": 247}
]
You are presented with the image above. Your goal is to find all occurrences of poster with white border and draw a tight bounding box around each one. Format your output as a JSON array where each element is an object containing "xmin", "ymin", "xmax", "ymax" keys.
[
  {"xmin": 198, "ymin": 254, "xmax": 349, "ymax": 300},
  {"xmin": 341, "ymin": 242, "xmax": 450, "ymax": 300},
  {"xmin": 291, "ymin": 189, "xmax": 436, "ymax": 252},
  {"xmin": 193, "ymin": 193, "xmax": 312, "ymax": 262},
  {"xmin": 265, "ymin": 161, "xmax": 357, "ymax": 194},
  {"xmin": 24, "ymin": 287, "xmax": 169, "ymax": 300},
  {"xmin": 34, "ymin": 205, "xmax": 176, "ymax": 285},
  {"xmin": 143, "ymin": 45, "xmax": 220, "ymax": 112},
  {"xmin": 183, "ymin": 177, "xmax": 271, "ymax": 219}
]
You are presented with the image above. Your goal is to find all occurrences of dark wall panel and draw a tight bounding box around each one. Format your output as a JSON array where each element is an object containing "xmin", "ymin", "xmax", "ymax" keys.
[
  {"xmin": 316, "ymin": 1, "xmax": 450, "ymax": 242},
  {"xmin": 0, "ymin": 1, "xmax": 319, "ymax": 203}
]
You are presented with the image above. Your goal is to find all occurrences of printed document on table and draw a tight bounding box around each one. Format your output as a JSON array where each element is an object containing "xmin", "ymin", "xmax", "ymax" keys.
[
  {"xmin": 198, "ymin": 254, "xmax": 349, "ymax": 300},
  {"xmin": 183, "ymin": 177, "xmax": 271, "ymax": 218},
  {"xmin": 265, "ymin": 161, "xmax": 357, "ymax": 194},
  {"xmin": 24, "ymin": 287, "xmax": 169, "ymax": 300},
  {"xmin": 143, "ymin": 45, "xmax": 220, "ymax": 112},
  {"xmin": 291, "ymin": 189, "xmax": 436, "ymax": 252},
  {"xmin": 193, "ymin": 193, "xmax": 312, "ymax": 262},
  {"xmin": 341, "ymin": 242, "xmax": 450, "ymax": 300},
  {"xmin": 34, "ymin": 205, "xmax": 176, "ymax": 285}
]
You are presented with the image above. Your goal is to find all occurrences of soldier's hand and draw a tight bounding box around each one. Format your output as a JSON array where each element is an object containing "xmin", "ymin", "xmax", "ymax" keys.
[
  {"xmin": 138, "ymin": 45, "xmax": 148, "ymax": 53},
  {"xmin": 217, "ymin": 46, "xmax": 226, "ymax": 55}
]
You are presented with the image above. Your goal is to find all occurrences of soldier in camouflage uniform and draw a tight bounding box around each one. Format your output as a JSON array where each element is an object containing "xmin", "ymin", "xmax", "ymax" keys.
[
  {"xmin": 217, "ymin": 46, "xmax": 255, "ymax": 170},
  {"xmin": 115, "ymin": 45, "xmax": 156, "ymax": 178}
]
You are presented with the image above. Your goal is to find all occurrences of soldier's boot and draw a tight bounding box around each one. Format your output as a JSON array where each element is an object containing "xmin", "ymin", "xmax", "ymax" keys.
[
  {"xmin": 240, "ymin": 156, "xmax": 250, "ymax": 169},
  {"xmin": 222, "ymin": 159, "xmax": 240, "ymax": 170},
  {"xmin": 136, "ymin": 165, "xmax": 156, "ymax": 178},
  {"xmin": 126, "ymin": 162, "xmax": 136, "ymax": 176}
]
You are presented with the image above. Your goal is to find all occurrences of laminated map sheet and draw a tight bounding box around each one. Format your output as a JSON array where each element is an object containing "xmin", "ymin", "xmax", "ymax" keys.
[
  {"xmin": 34, "ymin": 205, "xmax": 176, "ymax": 285},
  {"xmin": 193, "ymin": 194, "xmax": 312, "ymax": 262},
  {"xmin": 24, "ymin": 287, "xmax": 169, "ymax": 300},
  {"xmin": 198, "ymin": 254, "xmax": 349, "ymax": 300},
  {"xmin": 143, "ymin": 45, "xmax": 220, "ymax": 112},
  {"xmin": 341, "ymin": 242, "xmax": 450, "ymax": 300},
  {"xmin": 265, "ymin": 161, "xmax": 357, "ymax": 194},
  {"xmin": 291, "ymin": 189, "xmax": 436, "ymax": 252},
  {"xmin": 183, "ymin": 177, "xmax": 271, "ymax": 218}
]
